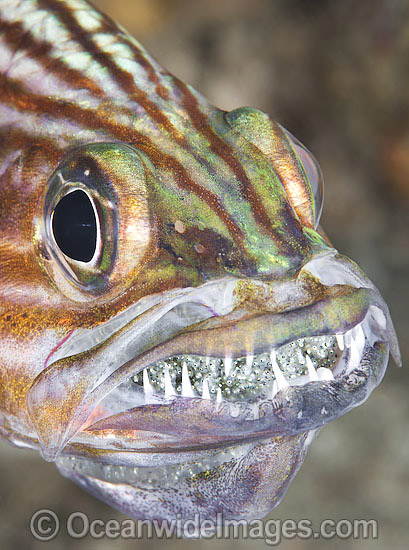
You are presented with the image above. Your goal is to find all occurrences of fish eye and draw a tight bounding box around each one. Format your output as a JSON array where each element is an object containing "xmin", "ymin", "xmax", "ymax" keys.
[
  {"xmin": 38, "ymin": 142, "xmax": 153, "ymax": 302},
  {"xmin": 43, "ymin": 170, "xmax": 115, "ymax": 297},
  {"xmin": 52, "ymin": 189, "xmax": 98, "ymax": 263},
  {"xmin": 284, "ymin": 130, "xmax": 324, "ymax": 228}
]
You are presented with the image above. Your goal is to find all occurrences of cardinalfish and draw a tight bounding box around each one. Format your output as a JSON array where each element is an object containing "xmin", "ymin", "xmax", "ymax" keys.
[{"xmin": 0, "ymin": 0, "xmax": 401, "ymax": 525}]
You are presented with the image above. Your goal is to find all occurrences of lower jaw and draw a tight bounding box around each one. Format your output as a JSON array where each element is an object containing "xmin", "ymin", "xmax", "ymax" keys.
[
  {"xmin": 60, "ymin": 340, "xmax": 388, "ymax": 463},
  {"xmin": 56, "ymin": 431, "xmax": 314, "ymax": 523},
  {"xmin": 56, "ymin": 438, "xmax": 268, "ymax": 486}
]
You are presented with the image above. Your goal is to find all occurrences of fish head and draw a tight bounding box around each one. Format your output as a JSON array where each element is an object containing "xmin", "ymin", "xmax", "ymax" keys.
[{"xmin": 0, "ymin": 0, "xmax": 400, "ymax": 524}]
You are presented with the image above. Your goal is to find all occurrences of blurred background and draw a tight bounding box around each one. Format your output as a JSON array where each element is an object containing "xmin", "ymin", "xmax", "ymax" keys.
[{"xmin": 0, "ymin": 0, "xmax": 408, "ymax": 548}]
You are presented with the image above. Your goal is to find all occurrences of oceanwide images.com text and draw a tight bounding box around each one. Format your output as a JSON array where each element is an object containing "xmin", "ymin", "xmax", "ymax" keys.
[{"xmin": 30, "ymin": 509, "xmax": 379, "ymax": 544}]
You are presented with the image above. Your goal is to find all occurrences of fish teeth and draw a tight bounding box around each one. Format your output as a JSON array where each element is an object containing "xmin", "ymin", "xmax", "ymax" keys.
[
  {"xmin": 245, "ymin": 354, "xmax": 253, "ymax": 374},
  {"xmin": 344, "ymin": 330, "xmax": 352, "ymax": 349},
  {"xmin": 201, "ymin": 378, "xmax": 211, "ymax": 400},
  {"xmin": 133, "ymin": 334, "xmax": 342, "ymax": 402},
  {"xmin": 270, "ymin": 350, "xmax": 288, "ymax": 390},
  {"xmin": 271, "ymin": 380, "xmax": 279, "ymax": 399},
  {"xmin": 336, "ymin": 333, "xmax": 345, "ymax": 351},
  {"xmin": 305, "ymin": 354, "xmax": 319, "ymax": 381},
  {"xmin": 354, "ymin": 324, "xmax": 366, "ymax": 352},
  {"xmin": 224, "ymin": 356, "xmax": 232, "ymax": 377},
  {"xmin": 317, "ymin": 367, "xmax": 334, "ymax": 381},
  {"xmin": 216, "ymin": 387, "xmax": 223, "ymax": 404},
  {"xmin": 370, "ymin": 306, "xmax": 387, "ymax": 330},
  {"xmin": 181, "ymin": 362, "xmax": 194, "ymax": 397},
  {"xmin": 348, "ymin": 338, "xmax": 361, "ymax": 372},
  {"xmin": 164, "ymin": 365, "xmax": 176, "ymax": 398},
  {"xmin": 142, "ymin": 368, "xmax": 154, "ymax": 395}
]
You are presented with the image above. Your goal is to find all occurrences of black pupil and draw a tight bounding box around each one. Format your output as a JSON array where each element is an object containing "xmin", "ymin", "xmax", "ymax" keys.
[{"xmin": 52, "ymin": 190, "xmax": 97, "ymax": 262}]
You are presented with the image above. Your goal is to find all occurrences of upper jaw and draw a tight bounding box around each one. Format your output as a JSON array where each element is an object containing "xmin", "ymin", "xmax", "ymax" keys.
[{"xmin": 26, "ymin": 249, "xmax": 400, "ymax": 461}]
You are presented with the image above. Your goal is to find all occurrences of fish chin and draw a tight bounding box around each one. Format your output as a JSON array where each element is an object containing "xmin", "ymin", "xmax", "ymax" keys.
[
  {"xmin": 56, "ymin": 433, "xmax": 313, "ymax": 524},
  {"xmin": 23, "ymin": 249, "xmax": 399, "ymax": 523}
]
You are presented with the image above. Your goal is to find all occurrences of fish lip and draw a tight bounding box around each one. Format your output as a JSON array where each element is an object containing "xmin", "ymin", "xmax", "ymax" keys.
[
  {"xmin": 27, "ymin": 251, "xmax": 399, "ymax": 462},
  {"xmin": 45, "ymin": 277, "xmax": 239, "ymax": 367}
]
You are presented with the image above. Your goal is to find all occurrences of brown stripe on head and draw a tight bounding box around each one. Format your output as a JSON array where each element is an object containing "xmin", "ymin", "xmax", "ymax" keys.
[
  {"xmin": 36, "ymin": 0, "xmax": 178, "ymax": 137},
  {"xmin": 0, "ymin": 16, "xmax": 105, "ymax": 98},
  {"xmin": 174, "ymin": 79, "xmax": 308, "ymax": 255},
  {"xmin": 2, "ymin": 77, "xmax": 251, "ymax": 255}
]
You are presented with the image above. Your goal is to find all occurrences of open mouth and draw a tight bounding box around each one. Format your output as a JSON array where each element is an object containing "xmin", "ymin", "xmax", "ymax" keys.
[
  {"xmin": 26, "ymin": 251, "xmax": 399, "ymax": 466},
  {"xmin": 130, "ymin": 334, "xmax": 340, "ymax": 402},
  {"xmin": 77, "ymin": 303, "xmax": 389, "ymax": 442},
  {"xmin": 21, "ymin": 250, "xmax": 400, "ymax": 523}
]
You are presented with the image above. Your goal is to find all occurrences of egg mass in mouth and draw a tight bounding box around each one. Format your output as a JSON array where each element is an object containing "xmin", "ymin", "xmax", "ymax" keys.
[{"xmin": 131, "ymin": 334, "xmax": 341, "ymax": 401}]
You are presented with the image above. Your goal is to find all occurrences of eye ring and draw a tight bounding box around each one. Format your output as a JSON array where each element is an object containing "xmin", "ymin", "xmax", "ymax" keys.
[
  {"xmin": 41, "ymin": 158, "xmax": 118, "ymax": 296},
  {"xmin": 37, "ymin": 142, "xmax": 153, "ymax": 303}
]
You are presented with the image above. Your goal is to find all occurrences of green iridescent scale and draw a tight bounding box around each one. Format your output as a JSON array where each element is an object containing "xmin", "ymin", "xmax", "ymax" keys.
[{"xmin": 132, "ymin": 335, "xmax": 340, "ymax": 400}]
